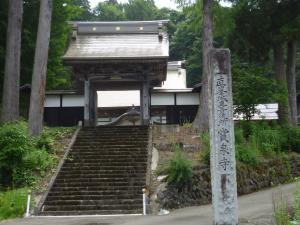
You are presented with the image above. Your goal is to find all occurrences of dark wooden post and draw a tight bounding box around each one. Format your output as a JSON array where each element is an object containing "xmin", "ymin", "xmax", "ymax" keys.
[
  {"xmin": 84, "ymin": 79, "xmax": 90, "ymax": 126},
  {"xmin": 88, "ymin": 85, "xmax": 97, "ymax": 127},
  {"xmin": 140, "ymin": 81, "xmax": 150, "ymax": 125}
]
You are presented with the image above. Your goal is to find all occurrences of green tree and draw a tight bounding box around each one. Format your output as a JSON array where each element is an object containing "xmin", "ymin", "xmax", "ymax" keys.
[
  {"xmin": 72, "ymin": 0, "xmax": 94, "ymax": 21},
  {"xmin": 94, "ymin": 1, "xmax": 125, "ymax": 21},
  {"xmin": 228, "ymin": 0, "xmax": 300, "ymax": 126},
  {"xmin": 125, "ymin": 0, "xmax": 158, "ymax": 21}
]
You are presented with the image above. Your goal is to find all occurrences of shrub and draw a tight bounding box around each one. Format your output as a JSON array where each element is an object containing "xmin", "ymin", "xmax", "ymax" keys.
[
  {"xmin": 0, "ymin": 122, "xmax": 32, "ymax": 186},
  {"xmin": 35, "ymin": 133, "xmax": 54, "ymax": 154},
  {"xmin": 0, "ymin": 188, "xmax": 28, "ymax": 221},
  {"xmin": 286, "ymin": 127, "xmax": 300, "ymax": 153},
  {"xmin": 0, "ymin": 121, "xmax": 58, "ymax": 187},
  {"xmin": 250, "ymin": 128, "xmax": 284, "ymax": 156},
  {"xmin": 235, "ymin": 143, "xmax": 259, "ymax": 167},
  {"xmin": 13, "ymin": 150, "xmax": 56, "ymax": 186},
  {"xmin": 167, "ymin": 145, "xmax": 193, "ymax": 187},
  {"xmin": 199, "ymin": 133, "xmax": 210, "ymax": 165}
]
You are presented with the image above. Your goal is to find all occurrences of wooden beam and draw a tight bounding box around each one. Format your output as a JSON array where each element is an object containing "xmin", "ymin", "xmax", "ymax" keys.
[{"xmin": 84, "ymin": 79, "xmax": 90, "ymax": 126}]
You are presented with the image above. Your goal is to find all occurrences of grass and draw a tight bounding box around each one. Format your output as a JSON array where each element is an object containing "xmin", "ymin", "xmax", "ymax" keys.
[
  {"xmin": 0, "ymin": 121, "xmax": 76, "ymax": 221},
  {"xmin": 273, "ymin": 184, "xmax": 300, "ymax": 225},
  {"xmin": 0, "ymin": 188, "xmax": 28, "ymax": 221}
]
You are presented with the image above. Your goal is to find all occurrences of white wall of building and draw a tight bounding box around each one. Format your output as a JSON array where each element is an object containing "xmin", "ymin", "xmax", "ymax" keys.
[
  {"xmin": 98, "ymin": 90, "xmax": 140, "ymax": 107},
  {"xmin": 159, "ymin": 68, "xmax": 187, "ymax": 89},
  {"xmin": 62, "ymin": 95, "xmax": 84, "ymax": 107},
  {"xmin": 44, "ymin": 95, "xmax": 60, "ymax": 107},
  {"xmin": 151, "ymin": 93, "xmax": 175, "ymax": 106},
  {"xmin": 177, "ymin": 93, "xmax": 199, "ymax": 105}
]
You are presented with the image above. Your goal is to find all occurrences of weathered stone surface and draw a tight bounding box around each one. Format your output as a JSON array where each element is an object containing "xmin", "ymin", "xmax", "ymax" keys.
[
  {"xmin": 156, "ymin": 154, "xmax": 300, "ymax": 210},
  {"xmin": 209, "ymin": 49, "xmax": 238, "ymax": 224}
]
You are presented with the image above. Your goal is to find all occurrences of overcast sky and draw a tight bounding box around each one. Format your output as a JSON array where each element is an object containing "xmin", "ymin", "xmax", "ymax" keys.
[{"xmin": 88, "ymin": 0, "xmax": 231, "ymax": 9}]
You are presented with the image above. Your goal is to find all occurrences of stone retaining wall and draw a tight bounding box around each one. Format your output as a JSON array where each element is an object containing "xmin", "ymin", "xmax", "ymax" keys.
[{"xmin": 157, "ymin": 154, "xmax": 300, "ymax": 210}]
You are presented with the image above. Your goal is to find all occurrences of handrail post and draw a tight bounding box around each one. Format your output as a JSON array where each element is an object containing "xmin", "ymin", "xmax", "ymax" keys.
[
  {"xmin": 142, "ymin": 188, "xmax": 147, "ymax": 215},
  {"xmin": 25, "ymin": 194, "xmax": 31, "ymax": 217}
]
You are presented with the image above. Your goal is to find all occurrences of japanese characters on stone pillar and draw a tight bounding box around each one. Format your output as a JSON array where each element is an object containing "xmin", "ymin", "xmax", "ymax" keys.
[{"xmin": 209, "ymin": 49, "xmax": 238, "ymax": 225}]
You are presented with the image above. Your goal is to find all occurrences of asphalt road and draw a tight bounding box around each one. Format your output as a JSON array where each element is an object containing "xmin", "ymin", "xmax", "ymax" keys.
[{"xmin": 1, "ymin": 182, "xmax": 298, "ymax": 225}]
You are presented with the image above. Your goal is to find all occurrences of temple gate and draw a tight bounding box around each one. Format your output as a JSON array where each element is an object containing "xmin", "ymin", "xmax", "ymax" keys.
[{"xmin": 62, "ymin": 21, "xmax": 169, "ymax": 126}]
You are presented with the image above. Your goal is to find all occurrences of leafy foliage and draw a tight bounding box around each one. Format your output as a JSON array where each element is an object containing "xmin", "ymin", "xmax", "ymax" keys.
[
  {"xmin": 285, "ymin": 127, "xmax": 300, "ymax": 154},
  {"xmin": 167, "ymin": 145, "xmax": 193, "ymax": 187},
  {"xmin": 0, "ymin": 121, "xmax": 59, "ymax": 187},
  {"xmin": 0, "ymin": 122, "xmax": 31, "ymax": 186},
  {"xmin": 232, "ymin": 65, "xmax": 279, "ymax": 120},
  {"xmin": 0, "ymin": 188, "xmax": 28, "ymax": 221}
]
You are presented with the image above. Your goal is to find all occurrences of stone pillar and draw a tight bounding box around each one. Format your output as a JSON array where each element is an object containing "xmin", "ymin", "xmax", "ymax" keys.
[
  {"xmin": 209, "ymin": 49, "xmax": 238, "ymax": 225},
  {"xmin": 140, "ymin": 81, "xmax": 150, "ymax": 125},
  {"xmin": 84, "ymin": 79, "xmax": 90, "ymax": 126}
]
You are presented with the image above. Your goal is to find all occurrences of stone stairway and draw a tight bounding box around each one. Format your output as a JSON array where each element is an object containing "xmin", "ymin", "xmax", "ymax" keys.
[{"xmin": 39, "ymin": 126, "xmax": 149, "ymax": 216}]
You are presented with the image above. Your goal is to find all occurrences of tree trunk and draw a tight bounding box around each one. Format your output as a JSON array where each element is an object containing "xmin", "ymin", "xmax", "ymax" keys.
[
  {"xmin": 28, "ymin": 0, "xmax": 53, "ymax": 136},
  {"xmin": 273, "ymin": 43, "xmax": 290, "ymax": 126},
  {"xmin": 1, "ymin": 0, "xmax": 23, "ymax": 122},
  {"xmin": 192, "ymin": 0, "xmax": 213, "ymax": 133},
  {"xmin": 286, "ymin": 40, "xmax": 297, "ymax": 126}
]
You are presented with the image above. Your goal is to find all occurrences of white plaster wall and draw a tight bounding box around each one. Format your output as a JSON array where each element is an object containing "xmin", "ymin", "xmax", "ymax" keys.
[
  {"xmin": 98, "ymin": 90, "xmax": 140, "ymax": 107},
  {"xmin": 159, "ymin": 69, "xmax": 187, "ymax": 89},
  {"xmin": 45, "ymin": 95, "xmax": 60, "ymax": 107},
  {"xmin": 151, "ymin": 93, "xmax": 174, "ymax": 106},
  {"xmin": 62, "ymin": 95, "xmax": 84, "ymax": 107},
  {"xmin": 177, "ymin": 93, "xmax": 200, "ymax": 105}
]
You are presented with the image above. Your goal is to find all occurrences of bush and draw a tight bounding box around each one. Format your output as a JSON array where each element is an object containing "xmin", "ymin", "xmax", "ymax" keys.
[
  {"xmin": 0, "ymin": 121, "xmax": 57, "ymax": 187},
  {"xmin": 35, "ymin": 133, "xmax": 55, "ymax": 154},
  {"xmin": 167, "ymin": 145, "xmax": 193, "ymax": 187},
  {"xmin": 0, "ymin": 122, "xmax": 32, "ymax": 186},
  {"xmin": 250, "ymin": 127, "xmax": 285, "ymax": 156},
  {"xmin": 286, "ymin": 127, "xmax": 300, "ymax": 153},
  {"xmin": 199, "ymin": 133, "xmax": 210, "ymax": 165},
  {"xmin": 0, "ymin": 188, "xmax": 28, "ymax": 221},
  {"xmin": 235, "ymin": 144, "xmax": 259, "ymax": 167}
]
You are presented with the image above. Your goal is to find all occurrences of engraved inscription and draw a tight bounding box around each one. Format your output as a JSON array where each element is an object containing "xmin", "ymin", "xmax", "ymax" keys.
[{"xmin": 214, "ymin": 74, "xmax": 233, "ymax": 173}]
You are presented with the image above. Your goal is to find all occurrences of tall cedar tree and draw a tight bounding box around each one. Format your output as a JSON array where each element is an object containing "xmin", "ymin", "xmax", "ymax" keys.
[
  {"xmin": 192, "ymin": 0, "xmax": 213, "ymax": 132},
  {"xmin": 28, "ymin": 0, "xmax": 53, "ymax": 136},
  {"xmin": 1, "ymin": 0, "xmax": 23, "ymax": 122}
]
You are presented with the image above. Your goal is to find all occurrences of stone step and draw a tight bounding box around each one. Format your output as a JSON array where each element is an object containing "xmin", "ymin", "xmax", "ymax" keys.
[
  {"xmin": 39, "ymin": 209, "xmax": 142, "ymax": 216},
  {"xmin": 40, "ymin": 125, "xmax": 149, "ymax": 215},
  {"xmin": 68, "ymin": 155, "xmax": 147, "ymax": 160},
  {"xmin": 78, "ymin": 131, "xmax": 148, "ymax": 135},
  {"xmin": 60, "ymin": 165, "xmax": 146, "ymax": 171},
  {"xmin": 76, "ymin": 136, "xmax": 148, "ymax": 139},
  {"xmin": 63, "ymin": 159, "xmax": 147, "ymax": 164},
  {"xmin": 43, "ymin": 204, "xmax": 142, "ymax": 211},
  {"xmin": 44, "ymin": 199, "xmax": 142, "ymax": 206},
  {"xmin": 57, "ymin": 172, "xmax": 145, "ymax": 179},
  {"xmin": 50, "ymin": 186, "xmax": 144, "ymax": 192},
  {"xmin": 46, "ymin": 193, "xmax": 143, "ymax": 201},
  {"xmin": 72, "ymin": 144, "xmax": 147, "ymax": 148},
  {"xmin": 70, "ymin": 150, "xmax": 147, "ymax": 154},
  {"xmin": 47, "ymin": 190, "xmax": 143, "ymax": 197},
  {"xmin": 53, "ymin": 181, "xmax": 145, "ymax": 188},
  {"xmin": 62, "ymin": 162, "xmax": 147, "ymax": 167},
  {"xmin": 58, "ymin": 169, "xmax": 145, "ymax": 175},
  {"xmin": 55, "ymin": 177, "xmax": 145, "ymax": 183}
]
